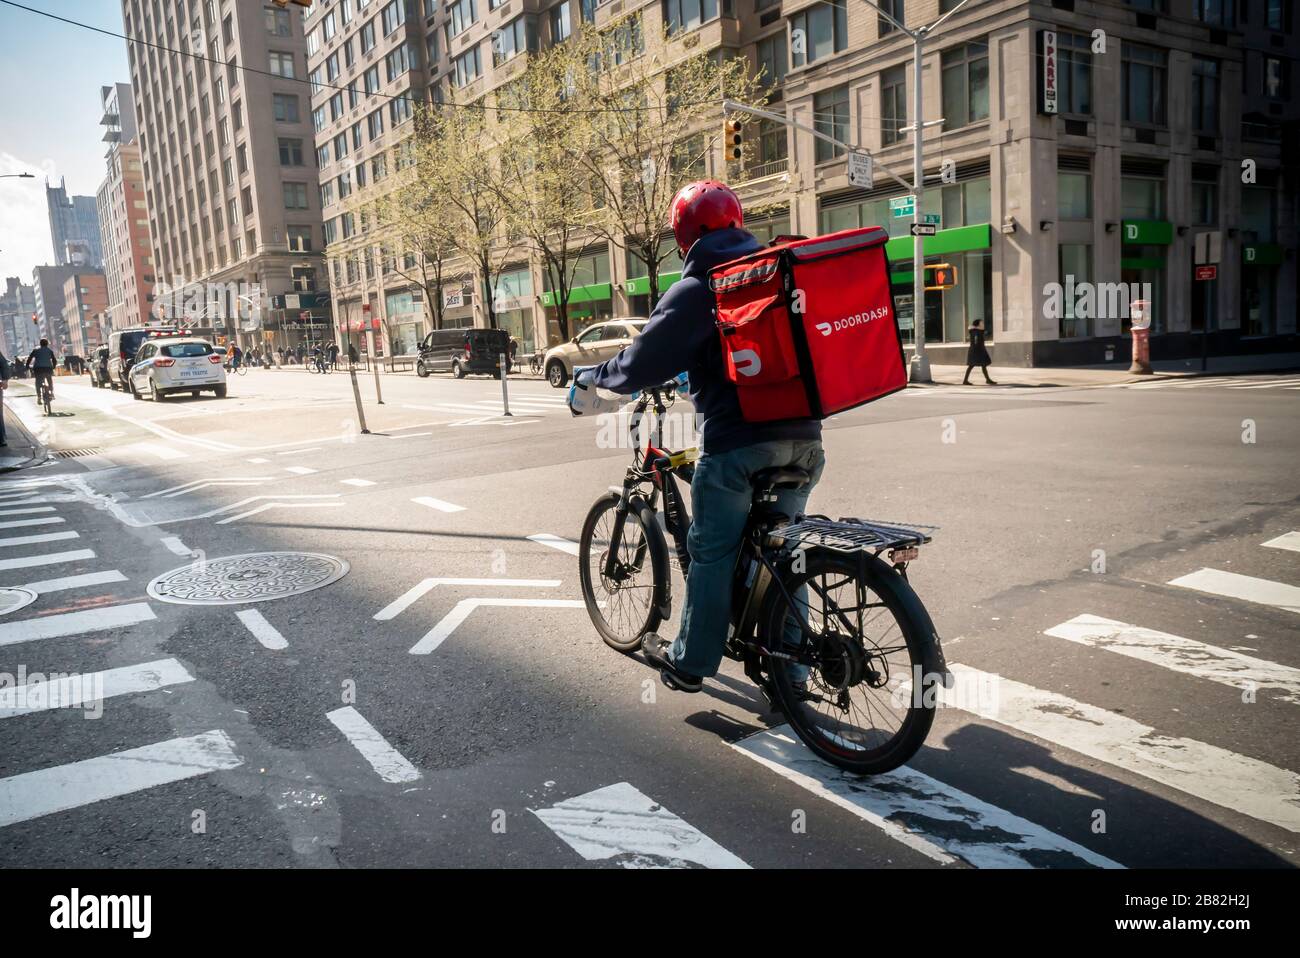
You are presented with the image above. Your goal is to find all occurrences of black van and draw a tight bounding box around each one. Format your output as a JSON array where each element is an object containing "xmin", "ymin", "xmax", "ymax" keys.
[
  {"xmin": 416, "ymin": 327, "xmax": 513, "ymax": 378},
  {"xmin": 107, "ymin": 325, "xmax": 181, "ymax": 390}
]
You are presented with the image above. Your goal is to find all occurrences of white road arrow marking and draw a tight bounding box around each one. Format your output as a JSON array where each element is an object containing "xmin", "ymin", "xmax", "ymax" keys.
[
  {"xmin": 374, "ymin": 578, "xmax": 562, "ymax": 621},
  {"xmin": 326, "ymin": 706, "xmax": 421, "ymax": 783},
  {"xmin": 410, "ymin": 598, "xmax": 586, "ymax": 654},
  {"xmin": 532, "ymin": 782, "xmax": 749, "ymax": 869}
]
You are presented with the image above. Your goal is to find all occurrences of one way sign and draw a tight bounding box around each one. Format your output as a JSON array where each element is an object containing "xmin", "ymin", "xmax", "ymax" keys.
[{"xmin": 910, "ymin": 223, "xmax": 937, "ymax": 237}]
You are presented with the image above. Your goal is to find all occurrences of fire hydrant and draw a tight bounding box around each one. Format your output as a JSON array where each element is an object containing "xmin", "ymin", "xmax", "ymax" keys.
[{"xmin": 1129, "ymin": 299, "xmax": 1152, "ymax": 375}]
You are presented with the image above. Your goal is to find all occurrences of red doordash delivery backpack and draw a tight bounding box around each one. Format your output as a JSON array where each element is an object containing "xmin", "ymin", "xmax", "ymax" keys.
[{"xmin": 710, "ymin": 226, "xmax": 906, "ymax": 422}]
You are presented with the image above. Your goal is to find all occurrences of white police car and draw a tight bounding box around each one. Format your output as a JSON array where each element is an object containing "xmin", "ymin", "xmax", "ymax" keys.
[{"xmin": 128, "ymin": 336, "xmax": 227, "ymax": 401}]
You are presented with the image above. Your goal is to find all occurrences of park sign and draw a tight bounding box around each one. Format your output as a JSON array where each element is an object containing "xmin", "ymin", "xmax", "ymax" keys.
[{"xmin": 1038, "ymin": 31, "xmax": 1059, "ymax": 115}]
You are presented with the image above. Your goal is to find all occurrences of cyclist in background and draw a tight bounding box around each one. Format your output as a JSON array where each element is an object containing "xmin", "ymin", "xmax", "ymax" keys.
[
  {"xmin": 26, "ymin": 339, "xmax": 58, "ymax": 402},
  {"xmin": 568, "ymin": 180, "xmax": 824, "ymax": 693}
]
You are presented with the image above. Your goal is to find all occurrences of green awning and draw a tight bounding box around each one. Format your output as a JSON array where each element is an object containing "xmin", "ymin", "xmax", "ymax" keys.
[
  {"xmin": 1121, "ymin": 257, "xmax": 1165, "ymax": 271},
  {"xmin": 540, "ymin": 282, "xmax": 612, "ymax": 308},
  {"xmin": 1242, "ymin": 243, "xmax": 1283, "ymax": 266},
  {"xmin": 883, "ymin": 223, "xmax": 992, "ymax": 262},
  {"xmin": 624, "ymin": 271, "xmax": 683, "ymax": 297},
  {"xmin": 1121, "ymin": 220, "xmax": 1173, "ymax": 246}
]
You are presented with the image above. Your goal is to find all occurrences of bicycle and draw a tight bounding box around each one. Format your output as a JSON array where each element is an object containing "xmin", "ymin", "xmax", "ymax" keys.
[
  {"xmin": 224, "ymin": 361, "xmax": 248, "ymax": 377},
  {"xmin": 576, "ymin": 382, "xmax": 949, "ymax": 775},
  {"xmin": 528, "ymin": 350, "xmax": 545, "ymax": 377},
  {"xmin": 33, "ymin": 373, "xmax": 54, "ymax": 416},
  {"xmin": 307, "ymin": 356, "xmax": 329, "ymax": 373}
]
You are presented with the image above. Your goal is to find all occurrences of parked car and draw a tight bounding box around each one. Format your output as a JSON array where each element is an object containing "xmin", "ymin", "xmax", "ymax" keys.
[
  {"xmin": 543, "ymin": 319, "xmax": 648, "ymax": 388},
  {"xmin": 88, "ymin": 345, "xmax": 111, "ymax": 387},
  {"xmin": 415, "ymin": 327, "xmax": 513, "ymax": 379},
  {"xmin": 128, "ymin": 337, "xmax": 227, "ymax": 401},
  {"xmin": 107, "ymin": 325, "xmax": 181, "ymax": 390}
]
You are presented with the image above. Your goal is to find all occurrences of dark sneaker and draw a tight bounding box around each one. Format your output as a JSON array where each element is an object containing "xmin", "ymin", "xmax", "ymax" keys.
[{"xmin": 640, "ymin": 633, "xmax": 703, "ymax": 693}]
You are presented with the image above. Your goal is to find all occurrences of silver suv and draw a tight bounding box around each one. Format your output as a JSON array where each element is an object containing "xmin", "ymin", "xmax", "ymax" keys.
[{"xmin": 544, "ymin": 319, "xmax": 647, "ymax": 388}]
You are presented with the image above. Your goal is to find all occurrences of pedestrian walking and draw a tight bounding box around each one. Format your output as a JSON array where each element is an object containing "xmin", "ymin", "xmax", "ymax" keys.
[
  {"xmin": 348, "ymin": 343, "xmax": 358, "ymax": 366},
  {"xmin": 278, "ymin": 346, "xmax": 286, "ymax": 367},
  {"xmin": 328, "ymin": 341, "xmax": 339, "ymax": 370},
  {"xmin": 962, "ymin": 318, "xmax": 997, "ymax": 386},
  {"xmin": 0, "ymin": 348, "xmax": 10, "ymax": 447}
]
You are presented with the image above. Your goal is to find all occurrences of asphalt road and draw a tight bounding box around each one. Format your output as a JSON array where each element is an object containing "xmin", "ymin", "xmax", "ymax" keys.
[{"xmin": 1, "ymin": 366, "xmax": 1297, "ymax": 869}]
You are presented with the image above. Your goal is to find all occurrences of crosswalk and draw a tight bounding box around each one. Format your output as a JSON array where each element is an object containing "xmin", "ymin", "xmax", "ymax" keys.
[
  {"xmin": 1110, "ymin": 373, "xmax": 1300, "ymax": 392},
  {"xmin": 404, "ymin": 390, "xmax": 570, "ymax": 424}
]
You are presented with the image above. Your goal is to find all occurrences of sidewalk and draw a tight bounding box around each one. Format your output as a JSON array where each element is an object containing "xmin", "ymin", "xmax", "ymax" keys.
[
  {"xmin": 924, "ymin": 351, "xmax": 1300, "ymax": 388},
  {"xmin": 1, "ymin": 399, "xmax": 44, "ymax": 472}
]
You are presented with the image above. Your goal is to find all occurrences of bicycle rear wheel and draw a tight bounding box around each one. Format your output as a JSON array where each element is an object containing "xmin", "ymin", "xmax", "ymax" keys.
[
  {"xmin": 579, "ymin": 493, "xmax": 667, "ymax": 653},
  {"xmin": 761, "ymin": 550, "xmax": 937, "ymax": 775}
]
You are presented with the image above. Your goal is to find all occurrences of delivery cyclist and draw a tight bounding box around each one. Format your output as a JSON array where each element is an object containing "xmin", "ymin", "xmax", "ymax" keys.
[
  {"xmin": 568, "ymin": 180, "xmax": 824, "ymax": 693},
  {"xmin": 26, "ymin": 339, "xmax": 58, "ymax": 401}
]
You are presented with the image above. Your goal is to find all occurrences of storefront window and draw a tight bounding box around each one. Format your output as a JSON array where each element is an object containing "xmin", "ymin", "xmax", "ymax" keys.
[
  {"xmin": 1058, "ymin": 172, "xmax": 1092, "ymax": 219},
  {"xmin": 1058, "ymin": 244, "xmax": 1092, "ymax": 338},
  {"xmin": 1121, "ymin": 176, "xmax": 1164, "ymax": 219},
  {"xmin": 493, "ymin": 267, "xmax": 535, "ymax": 354},
  {"xmin": 385, "ymin": 289, "xmax": 424, "ymax": 355},
  {"xmin": 1241, "ymin": 267, "xmax": 1275, "ymax": 336}
]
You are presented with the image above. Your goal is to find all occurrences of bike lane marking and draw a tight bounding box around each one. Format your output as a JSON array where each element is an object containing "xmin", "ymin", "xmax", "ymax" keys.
[
  {"xmin": 373, "ymin": 578, "xmax": 562, "ymax": 621},
  {"xmin": 527, "ymin": 533, "xmax": 579, "ymax": 556},
  {"xmin": 731, "ymin": 726, "xmax": 1121, "ymax": 869},
  {"xmin": 410, "ymin": 598, "xmax": 586, "ymax": 654},
  {"xmin": 941, "ymin": 664, "xmax": 1300, "ymax": 834},
  {"xmin": 326, "ymin": 706, "xmax": 421, "ymax": 784},
  {"xmin": 531, "ymin": 781, "xmax": 750, "ymax": 869}
]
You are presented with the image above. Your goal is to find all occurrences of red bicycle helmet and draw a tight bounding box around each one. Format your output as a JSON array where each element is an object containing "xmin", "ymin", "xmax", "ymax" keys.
[{"xmin": 669, "ymin": 180, "xmax": 744, "ymax": 257}]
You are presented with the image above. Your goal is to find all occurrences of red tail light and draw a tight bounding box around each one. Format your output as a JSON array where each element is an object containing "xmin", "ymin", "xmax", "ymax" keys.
[
  {"xmin": 154, "ymin": 357, "xmax": 175, "ymax": 367},
  {"xmin": 208, "ymin": 354, "xmax": 223, "ymax": 364},
  {"xmin": 465, "ymin": 344, "xmax": 472, "ymax": 357}
]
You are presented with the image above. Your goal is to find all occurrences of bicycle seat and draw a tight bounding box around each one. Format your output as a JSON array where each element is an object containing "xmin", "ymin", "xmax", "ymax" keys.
[{"xmin": 751, "ymin": 466, "xmax": 811, "ymax": 491}]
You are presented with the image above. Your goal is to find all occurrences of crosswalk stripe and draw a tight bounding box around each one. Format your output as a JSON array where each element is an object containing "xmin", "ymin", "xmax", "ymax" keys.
[
  {"xmin": 22, "ymin": 570, "xmax": 128, "ymax": 594},
  {"xmin": 0, "ymin": 602, "xmax": 157, "ymax": 649},
  {"xmin": 412, "ymin": 495, "xmax": 465, "ymax": 513},
  {"xmin": 1227, "ymin": 377, "xmax": 1300, "ymax": 389},
  {"xmin": 0, "ymin": 658, "xmax": 194, "ymax": 719},
  {"xmin": 532, "ymin": 782, "xmax": 749, "ymax": 869},
  {"xmin": 732, "ymin": 727, "xmax": 1121, "ymax": 868},
  {"xmin": 941, "ymin": 664, "xmax": 1300, "ymax": 834},
  {"xmin": 527, "ymin": 533, "xmax": 579, "ymax": 556},
  {"xmin": 326, "ymin": 706, "xmax": 421, "ymax": 783},
  {"xmin": 1044, "ymin": 614, "xmax": 1300, "ymax": 705},
  {"xmin": 0, "ymin": 549, "xmax": 95, "ymax": 573},
  {"xmin": 0, "ymin": 530, "xmax": 79, "ymax": 548},
  {"xmin": 1168, "ymin": 568, "xmax": 1300, "ymax": 614},
  {"xmin": 340, "ymin": 478, "xmax": 376, "ymax": 487},
  {"xmin": 1262, "ymin": 532, "xmax": 1300, "ymax": 554},
  {"xmin": 131, "ymin": 443, "xmax": 188, "ymax": 460},
  {"xmin": 235, "ymin": 609, "xmax": 287, "ymax": 650},
  {"xmin": 284, "ymin": 466, "xmax": 317, "ymax": 475},
  {"xmin": 0, "ymin": 730, "xmax": 242, "ymax": 828},
  {"xmin": 0, "ymin": 517, "xmax": 64, "ymax": 530},
  {"xmin": 0, "ymin": 506, "xmax": 57, "ymax": 517}
]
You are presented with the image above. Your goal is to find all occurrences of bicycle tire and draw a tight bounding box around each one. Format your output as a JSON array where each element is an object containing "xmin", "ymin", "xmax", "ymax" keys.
[
  {"xmin": 761, "ymin": 550, "xmax": 937, "ymax": 775},
  {"xmin": 579, "ymin": 492, "xmax": 668, "ymax": 653}
]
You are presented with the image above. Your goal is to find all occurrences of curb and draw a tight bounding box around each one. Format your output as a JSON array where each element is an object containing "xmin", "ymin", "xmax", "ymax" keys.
[{"xmin": 0, "ymin": 400, "xmax": 49, "ymax": 474}]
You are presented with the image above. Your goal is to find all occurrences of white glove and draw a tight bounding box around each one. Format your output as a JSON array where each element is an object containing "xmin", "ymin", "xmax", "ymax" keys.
[{"xmin": 568, "ymin": 367, "xmax": 619, "ymax": 417}]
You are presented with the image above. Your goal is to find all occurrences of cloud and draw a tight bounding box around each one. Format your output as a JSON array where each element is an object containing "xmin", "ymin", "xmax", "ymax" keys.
[{"xmin": 0, "ymin": 151, "xmax": 66, "ymax": 282}]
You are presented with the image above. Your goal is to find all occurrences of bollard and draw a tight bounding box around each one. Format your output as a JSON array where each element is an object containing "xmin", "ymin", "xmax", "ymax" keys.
[
  {"xmin": 371, "ymin": 355, "xmax": 384, "ymax": 404},
  {"xmin": 499, "ymin": 352, "xmax": 511, "ymax": 417},
  {"xmin": 1128, "ymin": 299, "xmax": 1153, "ymax": 375},
  {"xmin": 349, "ymin": 366, "xmax": 370, "ymax": 434}
]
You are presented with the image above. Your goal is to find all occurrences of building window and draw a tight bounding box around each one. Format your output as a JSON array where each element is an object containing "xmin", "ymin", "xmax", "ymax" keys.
[
  {"xmin": 1191, "ymin": 167, "xmax": 1218, "ymax": 225},
  {"xmin": 381, "ymin": 0, "xmax": 407, "ymax": 36},
  {"xmin": 1192, "ymin": 58, "xmax": 1219, "ymax": 134},
  {"xmin": 581, "ymin": 0, "xmax": 597, "ymax": 22},
  {"xmin": 317, "ymin": 144, "xmax": 331, "ymax": 168},
  {"xmin": 493, "ymin": 17, "xmax": 536, "ymax": 67},
  {"xmin": 551, "ymin": 2, "xmax": 571, "ymax": 42},
  {"xmin": 789, "ymin": 2, "xmax": 847, "ymax": 68},
  {"xmin": 1058, "ymin": 244, "xmax": 1092, "ymax": 339},
  {"xmin": 273, "ymin": 93, "xmax": 300, "ymax": 123},
  {"xmin": 881, "ymin": 65, "xmax": 906, "ymax": 145},
  {"xmin": 1123, "ymin": 43, "xmax": 1166, "ymax": 125},
  {"xmin": 361, "ymin": 19, "xmax": 376, "ymax": 52},
  {"xmin": 1057, "ymin": 171, "xmax": 1091, "ymax": 219},
  {"xmin": 364, "ymin": 65, "xmax": 380, "ymax": 95},
  {"xmin": 265, "ymin": 5, "xmax": 291, "ymax": 37},
  {"xmin": 755, "ymin": 117, "xmax": 788, "ymax": 170},
  {"xmin": 334, "ymin": 132, "xmax": 349, "ymax": 159},
  {"xmin": 1263, "ymin": 56, "xmax": 1290, "ymax": 97},
  {"xmin": 323, "ymin": 10, "xmax": 337, "ymax": 41},
  {"xmin": 386, "ymin": 41, "xmax": 411, "ymax": 81},
  {"xmin": 877, "ymin": 0, "xmax": 903, "ymax": 37},
  {"xmin": 312, "ymin": 105, "xmax": 326, "ymax": 132},
  {"xmin": 1121, "ymin": 175, "xmax": 1164, "ymax": 219},
  {"xmin": 813, "ymin": 85, "xmax": 848, "ymax": 163},
  {"xmin": 351, "ymin": 122, "xmax": 363, "ymax": 150},
  {"xmin": 941, "ymin": 40, "xmax": 989, "ymax": 128},
  {"xmin": 663, "ymin": 0, "xmax": 718, "ymax": 37},
  {"xmin": 326, "ymin": 51, "xmax": 340, "ymax": 82},
  {"xmin": 1267, "ymin": 0, "xmax": 1292, "ymax": 30},
  {"xmin": 284, "ymin": 182, "xmax": 309, "ymax": 209},
  {"xmin": 453, "ymin": 47, "xmax": 482, "ymax": 87},
  {"xmin": 1192, "ymin": 0, "xmax": 1234, "ymax": 25},
  {"xmin": 1057, "ymin": 32, "xmax": 1092, "ymax": 116},
  {"xmin": 390, "ymin": 89, "xmax": 412, "ymax": 125},
  {"xmin": 368, "ymin": 108, "xmax": 385, "ymax": 139},
  {"xmin": 449, "ymin": 0, "xmax": 477, "ymax": 38},
  {"xmin": 756, "ymin": 32, "xmax": 787, "ymax": 88},
  {"xmin": 268, "ymin": 51, "xmax": 295, "ymax": 78},
  {"xmin": 278, "ymin": 137, "xmax": 303, "ymax": 165}
]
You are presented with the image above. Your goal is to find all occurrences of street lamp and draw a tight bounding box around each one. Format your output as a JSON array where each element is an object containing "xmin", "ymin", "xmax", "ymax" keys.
[{"xmin": 0, "ymin": 173, "xmax": 35, "ymax": 179}]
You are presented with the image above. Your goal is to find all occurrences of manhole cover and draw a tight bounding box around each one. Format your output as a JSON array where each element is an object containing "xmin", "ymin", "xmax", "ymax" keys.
[
  {"xmin": 0, "ymin": 587, "xmax": 38, "ymax": 616},
  {"xmin": 146, "ymin": 552, "xmax": 349, "ymax": 606}
]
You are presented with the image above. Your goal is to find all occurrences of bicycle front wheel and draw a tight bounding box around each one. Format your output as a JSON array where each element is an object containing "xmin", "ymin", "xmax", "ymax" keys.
[
  {"xmin": 761, "ymin": 550, "xmax": 937, "ymax": 775},
  {"xmin": 578, "ymin": 493, "xmax": 667, "ymax": 653}
]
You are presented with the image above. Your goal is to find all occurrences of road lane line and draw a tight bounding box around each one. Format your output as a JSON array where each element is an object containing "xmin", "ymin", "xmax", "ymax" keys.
[
  {"xmin": 0, "ymin": 517, "xmax": 64, "ymax": 530},
  {"xmin": 0, "ymin": 506, "xmax": 57, "ymax": 516},
  {"xmin": 527, "ymin": 533, "xmax": 579, "ymax": 556},
  {"xmin": 340, "ymin": 478, "xmax": 376, "ymax": 487},
  {"xmin": 215, "ymin": 501, "xmax": 343, "ymax": 524},
  {"xmin": 0, "ymin": 658, "xmax": 194, "ymax": 719},
  {"xmin": 1045, "ymin": 614, "xmax": 1300, "ymax": 705},
  {"xmin": 532, "ymin": 782, "xmax": 749, "ymax": 869},
  {"xmin": 1262, "ymin": 532, "xmax": 1300, "ymax": 554},
  {"xmin": 132, "ymin": 443, "xmax": 188, "ymax": 460},
  {"xmin": 159, "ymin": 536, "xmax": 195, "ymax": 557},
  {"xmin": 235, "ymin": 609, "xmax": 287, "ymax": 650},
  {"xmin": 732, "ymin": 727, "xmax": 1121, "ymax": 869},
  {"xmin": 0, "ymin": 549, "xmax": 96, "ymax": 573},
  {"xmin": 412, "ymin": 496, "xmax": 465, "ymax": 514},
  {"xmin": 0, "ymin": 602, "xmax": 157, "ymax": 649},
  {"xmin": 374, "ymin": 577, "xmax": 562, "ymax": 621},
  {"xmin": 0, "ymin": 730, "xmax": 242, "ymax": 828},
  {"xmin": 941, "ymin": 664, "xmax": 1300, "ymax": 834},
  {"xmin": 410, "ymin": 598, "xmax": 586, "ymax": 654},
  {"xmin": 277, "ymin": 447, "xmax": 322, "ymax": 456},
  {"xmin": 284, "ymin": 466, "xmax": 317, "ymax": 475},
  {"xmin": 0, "ymin": 531, "xmax": 80, "ymax": 548},
  {"xmin": 326, "ymin": 706, "xmax": 421, "ymax": 783},
  {"xmin": 1168, "ymin": 568, "xmax": 1300, "ymax": 614},
  {"xmin": 22, "ymin": 570, "xmax": 128, "ymax": 594},
  {"xmin": 247, "ymin": 457, "xmax": 270, "ymax": 464}
]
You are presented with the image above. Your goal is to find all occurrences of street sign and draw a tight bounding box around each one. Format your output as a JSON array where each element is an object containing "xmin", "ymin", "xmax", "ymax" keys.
[
  {"xmin": 921, "ymin": 212, "xmax": 941, "ymax": 226},
  {"xmin": 847, "ymin": 151, "xmax": 873, "ymax": 189},
  {"xmin": 1195, "ymin": 265, "xmax": 1218, "ymax": 281},
  {"xmin": 910, "ymin": 223, "xmax": 937, "ymax": 237},
  {"xmin": 890, "ymin": 195, "xmax": 916, "ymax": 218}
]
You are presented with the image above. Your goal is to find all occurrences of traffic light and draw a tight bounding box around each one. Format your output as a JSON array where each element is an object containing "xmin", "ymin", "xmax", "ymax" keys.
[
  {"xmin": 924, "ymin": 263, "xmax": 958, "ymax": 290},
  {"xmin": 723, "ymin": 117, "xmax": 743, "ymax": 162}
]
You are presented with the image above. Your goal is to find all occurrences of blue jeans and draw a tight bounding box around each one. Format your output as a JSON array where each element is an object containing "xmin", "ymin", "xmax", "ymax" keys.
[{"xmin": 670, "ymin": 439, "xmax": 825, "ymax": 678}]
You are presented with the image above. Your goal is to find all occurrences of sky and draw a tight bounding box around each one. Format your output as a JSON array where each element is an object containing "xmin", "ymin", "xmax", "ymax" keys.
[{"xmin": 0, "ymin": 1, "xmax": 131, "ymax": 284}]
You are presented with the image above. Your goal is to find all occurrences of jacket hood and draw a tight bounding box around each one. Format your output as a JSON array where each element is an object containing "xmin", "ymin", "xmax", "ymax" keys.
[{"xmin": 681, "ymin": 227, "xmax": 764, "ymax": 281}]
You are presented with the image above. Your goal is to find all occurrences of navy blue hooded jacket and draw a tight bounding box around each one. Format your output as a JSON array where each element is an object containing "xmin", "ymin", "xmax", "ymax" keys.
[{"xmin": 588, "ymin": 228, "xmax": 821, "ymax": 454}]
